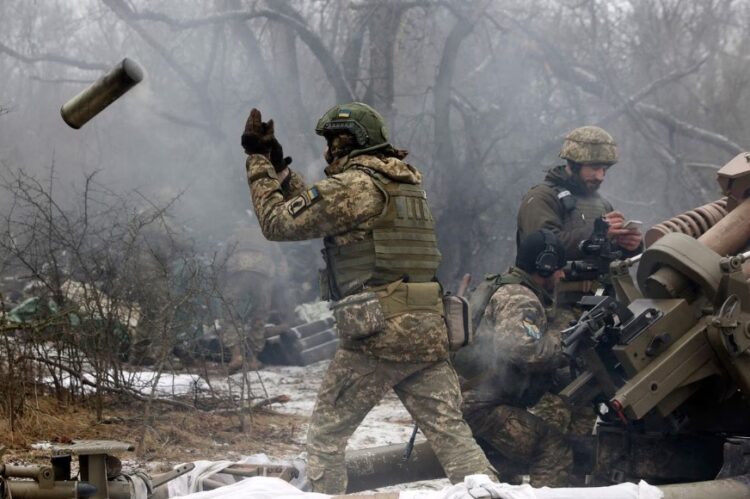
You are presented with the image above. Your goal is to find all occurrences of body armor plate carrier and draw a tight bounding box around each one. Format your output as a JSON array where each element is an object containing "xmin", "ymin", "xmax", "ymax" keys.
[{"xmin": 323, "ymin": 169, "xmax": 441, "ymax": 300}]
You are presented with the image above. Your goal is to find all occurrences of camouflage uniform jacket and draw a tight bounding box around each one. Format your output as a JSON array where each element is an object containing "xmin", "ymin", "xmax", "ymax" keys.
[
  {"xmin": 247, "ymin": 153, "xmax": 449, "ymax": 363},
  {"xmin": 453, "ymin": 267, "xmax": 566, "ymax": 412},
  {"xmin": 516, "ymin": 165, "xmax": 617, "ymax": 260}
]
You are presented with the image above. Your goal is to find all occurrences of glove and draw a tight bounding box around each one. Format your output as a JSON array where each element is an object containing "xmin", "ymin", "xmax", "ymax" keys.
[
  {"xmin": 242, "ymin": 108, "xmax": 293, "ymax": 172},
  {"xmin": 269, "ymin": 140, "xmax": 293, "ymax": 173}
]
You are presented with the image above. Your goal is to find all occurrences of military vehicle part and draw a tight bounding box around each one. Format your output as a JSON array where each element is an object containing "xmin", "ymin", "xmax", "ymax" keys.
[
  {"xmin": 717, "ymin": 152, "xmax": 750, "ymax": 211},
  {"xmin": 561, "ymin": 233, "xmax": 750, "ymax": 421},
  {"xmin": 0, "ymin": 464, "xmax": 97, "ymax": 499},
  {"xmin": 609, "ymin": 253, "xmax": 642, "ymax": 306},
  {"xmin": 1, "ymin": 440, "xmax": 192, "ymax": 499},
  {"xmin": 642, "ymin": 195, "xmax": 750, "ymax": 302},
  {"xmin": 61, "ymin": 58, "xmax": 143, "ymax": 129},
  {"xmin": 560, "ymin": 218, "xmax": 625, "ymax": 306},
  {"xmin": 644, "ymin": 155, "xmax": 750, "ymax": 299},
  {"xmin": 345, "ymin": 437, "xmax": 593, "ymax": 492},
  {"xmin": 149, "ymin": 464, "xmax": 195, "ymax": 490},
  {"xmin": 660, "ymin": 475, "xmax": 750, "ymax": 499},
  {"xmin": 345, "ymin": 441, "xmax": 444, "ymax": 493},
  {"xmin": 149, "ymin": 462, "xmax": 298, "ymax": 499},
  {"xmin": 645, "ymin": 198, "xmax": 728, "ymax": 248}
]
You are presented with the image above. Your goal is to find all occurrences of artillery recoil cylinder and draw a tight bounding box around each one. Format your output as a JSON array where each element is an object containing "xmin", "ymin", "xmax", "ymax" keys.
[
  {"xmin": 645, "ymin": 198, "xmax": 728, "ymax": 247},
  {"xmin": 60, "ymin": 58, "xmax": 143, "ymax": 129}
]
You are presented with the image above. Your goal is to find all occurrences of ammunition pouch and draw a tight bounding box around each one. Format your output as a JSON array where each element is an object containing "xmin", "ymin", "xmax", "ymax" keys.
[
  {"xmin": 330, "ymin": 291, "xmax": 386, "ymax": 341},
  {"xmin": 443, "ymin": 294, "xmax": 473, "ymax": 351},
  {"xmin": 330, "ymin": 280, "xmax": 444, "ymax": 343},
  {"xmin": 375, "ymin": 280, "xmax": 444, "ymax": 318}
]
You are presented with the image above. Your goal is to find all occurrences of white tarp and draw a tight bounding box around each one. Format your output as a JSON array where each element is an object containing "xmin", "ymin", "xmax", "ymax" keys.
[{"xmin": 168, "ymin": 463, "xmax": 663, "ymax": 499}]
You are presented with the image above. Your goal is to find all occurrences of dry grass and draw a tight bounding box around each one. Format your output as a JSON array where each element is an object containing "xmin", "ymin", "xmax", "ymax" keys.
[{"xmin": 0, "ymin": 393, "xmax": 306, "ymax": 467}]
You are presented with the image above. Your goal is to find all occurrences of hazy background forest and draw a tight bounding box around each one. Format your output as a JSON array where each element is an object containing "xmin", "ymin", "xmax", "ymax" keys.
[{"xmin": 0, "ymin": 0, "xmax": 747, "ymax": 291}]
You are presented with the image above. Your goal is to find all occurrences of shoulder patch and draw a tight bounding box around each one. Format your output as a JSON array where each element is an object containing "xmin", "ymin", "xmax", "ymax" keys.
[
  {"xmin": 287, "ymin": 186, "xmax": 322, "ymax": 217},
  {"xmin": 521, "ymin": 320, "xmax": 542, "ymax": 341}
]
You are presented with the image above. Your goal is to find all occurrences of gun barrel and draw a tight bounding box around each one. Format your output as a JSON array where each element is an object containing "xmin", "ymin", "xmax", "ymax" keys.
[
  {"xmin": 1, "ymin": 464, "xmax": 48, "ymax": 479},
  {"xmin": 60, "ymin": 58, "xmax": 143, "ymax": 129},
  {"xmin": 659, "ymin": 474, "xmax": 750, "ymax": 499},
  {"xmin": 5, "ymin": 481, "xmax": 96, "ymax": 499},
  {"xmin": 150, "ymin": 463, "xmax": 195, "ymax": 489}
]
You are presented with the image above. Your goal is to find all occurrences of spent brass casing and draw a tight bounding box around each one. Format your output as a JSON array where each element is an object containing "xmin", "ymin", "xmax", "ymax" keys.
[{"xmin": 60, "ymin": 58, "xmax": 144, "ymax": 129}]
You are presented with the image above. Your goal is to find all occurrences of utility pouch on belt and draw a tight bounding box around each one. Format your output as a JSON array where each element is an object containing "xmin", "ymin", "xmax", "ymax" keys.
[
  {"xmin": 443, "ymin": 294, "xmax": 473, "ymax": 351},
  {"xmin": 376, "ymin": 280, "xmax": 444, "ymax": 318},
  {"xmin": 330, "ymin": 291, "xmax": 386, "ymax": 341}
]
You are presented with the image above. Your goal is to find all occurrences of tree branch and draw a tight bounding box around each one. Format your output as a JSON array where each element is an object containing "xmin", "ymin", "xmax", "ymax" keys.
[
  {"xmin": 0, "ymin": 41, "xmax": 108, "ymax": 71},
  {"xmin": 127, "ymin": 4, "xmax": 355, "ymax": 102},
  {"xmin": 505, "ymin": 16, "xmax": 744, "ymax": 156}
]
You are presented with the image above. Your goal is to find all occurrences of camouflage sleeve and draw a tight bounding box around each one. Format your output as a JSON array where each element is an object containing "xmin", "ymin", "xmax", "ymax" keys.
[
  {"xmin": 517, "ymin": 185, "xmax": 591, "ymax": 259},
  {"xmin": 282, "ymin": 169, "xmax": 307, "ymax": 198},
  {"xmin": 246, "ymin": 154, "xmax": 385, "ymax": 241},
  {"xmin": 484, "ymin": 284, "xmax": 562, "ymax": 373}
]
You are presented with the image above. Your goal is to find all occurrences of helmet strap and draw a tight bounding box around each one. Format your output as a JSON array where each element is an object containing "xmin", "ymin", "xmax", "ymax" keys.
[{"xmin": 348, "ymin": 141, "xmax": 391, "ymax": 158}]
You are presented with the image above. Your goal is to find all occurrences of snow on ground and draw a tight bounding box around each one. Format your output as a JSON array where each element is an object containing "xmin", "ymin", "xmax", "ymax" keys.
[
  {"xmin": 38, "ymin": 358, "xmax": 446, "ymax": 490},
  {"xmin": 92, "ymin": 360, "xmax": 426, "ymax": 454},
  {"xmin": 254, "ymin": 361, "xmax": 421, "ymax": 451},
  {"xmin": 40, "ymin": 357, "xmax": 421, "ymax": 453}
]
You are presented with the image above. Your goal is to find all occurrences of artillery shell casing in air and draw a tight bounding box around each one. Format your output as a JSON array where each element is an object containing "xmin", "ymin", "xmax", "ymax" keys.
[{"xmin": 60, "ymin": 58, "xmax": 144, "ymax": 129}]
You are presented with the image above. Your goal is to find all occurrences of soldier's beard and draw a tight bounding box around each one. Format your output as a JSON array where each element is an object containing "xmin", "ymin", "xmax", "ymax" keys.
[{"xmin": 584, "ymin": 180, "xmax": 601, "ymax": 193}]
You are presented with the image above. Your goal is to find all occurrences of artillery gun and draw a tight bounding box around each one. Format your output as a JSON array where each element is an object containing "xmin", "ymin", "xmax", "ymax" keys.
[
  {"xmin": 557, "ymin": 152, "xmax": 750, "ymax": 488},
  {"xmin": 344, "ymin": 153, "xmax": 750, "ymax": 498},
  {"xmin": 0, "ymin": 440, "xmax": 192, "ymax": 499}
]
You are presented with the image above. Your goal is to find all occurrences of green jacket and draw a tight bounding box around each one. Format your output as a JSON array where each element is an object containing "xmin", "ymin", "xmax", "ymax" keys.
[{"xmin": 516, "ymin": 165, "xmax": 615, "ymax": 260}]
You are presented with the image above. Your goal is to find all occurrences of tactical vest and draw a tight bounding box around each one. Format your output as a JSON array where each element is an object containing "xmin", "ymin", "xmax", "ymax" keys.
[
  {"xmin": 322, "ymin": 170, "xmax": 441, "ymax": 300},
  {"xmin": 544, "ymin": 181, "xmax": 612, "ymax": 236}
]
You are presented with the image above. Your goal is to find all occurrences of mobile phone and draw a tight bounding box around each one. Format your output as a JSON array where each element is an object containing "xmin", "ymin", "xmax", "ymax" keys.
[{"xmin": 622, "ymin": 220, "xmax": 643, "ymax": 230}]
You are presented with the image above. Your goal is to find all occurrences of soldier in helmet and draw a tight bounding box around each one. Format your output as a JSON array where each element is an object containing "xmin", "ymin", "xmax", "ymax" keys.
[
  {"xmin": 454, "ymin": 230, "xmax": 572, "ymax": 486},
  {"xmin": 517, "ymin": 126, "xmax": 642, "ymax": 260},
  {"xmin": 516, "ymin": 126, "xmax": 643, "ymax": 442},
  {"xmin": 241, "ymin": 103, "xmax": 496, "ymax": 494}
]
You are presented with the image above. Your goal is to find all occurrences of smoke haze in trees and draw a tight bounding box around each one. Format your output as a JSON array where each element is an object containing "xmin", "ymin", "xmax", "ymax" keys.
[{"xmin": 0, "ymin": 0, "xmax": 744, "ymax": 291}]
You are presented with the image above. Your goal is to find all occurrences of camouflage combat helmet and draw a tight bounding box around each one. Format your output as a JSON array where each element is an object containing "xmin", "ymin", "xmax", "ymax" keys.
[
  {"xmin": 559, "ymin": 126, "xmax": 618, "ymax": 166},
  {"xmin": 315, "ymin": 102, "xmax": 390, "ymax": 155}
]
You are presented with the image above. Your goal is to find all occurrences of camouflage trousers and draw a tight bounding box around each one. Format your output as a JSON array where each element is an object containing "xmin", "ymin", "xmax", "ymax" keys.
[
  {"xmin": 306, "ymin": 349, "xmax": 496, "ymax": 494},
  {"xmin": 465, "ymin": 394, "xmax": 573, "ymax": 487}
]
